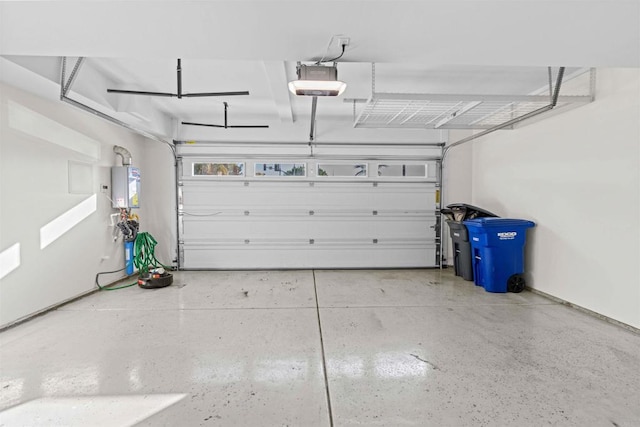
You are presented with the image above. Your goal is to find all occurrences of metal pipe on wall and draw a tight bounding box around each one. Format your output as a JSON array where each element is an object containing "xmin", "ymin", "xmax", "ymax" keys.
[
  {"xmin": 437, "ymin": 149, "xmax": 445, "ymax": 269},
  {"xmin": 113, "ymin": 146, "xmax": 132, "ymax": 166},
  {"xmin": 175, "ymin": 152, "xmax": 183, "ymax": 269}
]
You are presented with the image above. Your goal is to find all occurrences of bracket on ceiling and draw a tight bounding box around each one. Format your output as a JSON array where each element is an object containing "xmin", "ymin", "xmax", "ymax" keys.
[{"xmin": 60, "ymin": 57, "xmax": 85, "ymax": 99}]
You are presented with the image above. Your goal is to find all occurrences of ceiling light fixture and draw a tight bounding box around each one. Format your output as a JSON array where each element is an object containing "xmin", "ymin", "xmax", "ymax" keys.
[{"xmin": 288, "ymin": 64, "xmax": 347, "ymax": 97}]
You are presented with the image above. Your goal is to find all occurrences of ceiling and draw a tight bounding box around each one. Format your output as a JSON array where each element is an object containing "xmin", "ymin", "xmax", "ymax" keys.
[{"xmin": 0, "ymin": 1, "xmax": 637, "ymax": 144}]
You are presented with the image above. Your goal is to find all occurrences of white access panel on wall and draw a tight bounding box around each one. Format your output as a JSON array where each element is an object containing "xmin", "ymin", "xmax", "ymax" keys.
[{"xmin": 177, "ymin": 157, "xmax": 440, "ymax": 269}]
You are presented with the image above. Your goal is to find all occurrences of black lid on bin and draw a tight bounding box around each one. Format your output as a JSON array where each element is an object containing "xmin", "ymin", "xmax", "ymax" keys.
[{"xmin": 446, "ymin": 203, "xmax": 499, "ymax": 220}]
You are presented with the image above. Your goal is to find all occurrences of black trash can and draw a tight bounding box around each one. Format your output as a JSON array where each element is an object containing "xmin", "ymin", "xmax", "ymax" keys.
[
  {"xmin": 447, "ymin": 221, "xmax": 475, "ymax": 281},
  {"xmin": 444, "ymin": 204, "xmax": 498, "ymax": 281}
]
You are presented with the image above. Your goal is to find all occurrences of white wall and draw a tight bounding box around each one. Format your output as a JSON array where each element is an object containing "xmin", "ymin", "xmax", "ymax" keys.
[
  {"xmin": 468, "ymin": 68, "xmax": 640, "ymax": 328},
  {"xmin": 138, "ymin": 141, "xmax": 177, "ymax": 264},
  {"xmin": 443, "ymin": 130, "xmax": 473, "ymax": 206},
  {"xmin": 0, "ymin": 82, "xmax": 176, "ymax": 327}
]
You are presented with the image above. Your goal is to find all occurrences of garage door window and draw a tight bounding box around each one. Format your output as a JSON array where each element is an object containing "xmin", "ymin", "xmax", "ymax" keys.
[
  {"xmin": 193, "ymin": 162, "xmax": 245, "ymax": 177},
  {"xmin": 377, "ymin": 164, "xmax": 427, "ymax": 177},
  {"xmin": 317, "ymin": 163, "xmax": 368, "ymax": 177},
  {"xmin": 255, "ymin": 163, "xmax": 306, "ymax": 177}
]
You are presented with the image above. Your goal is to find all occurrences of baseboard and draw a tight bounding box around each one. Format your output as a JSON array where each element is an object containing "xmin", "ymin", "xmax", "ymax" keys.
[
  {"xmin": 526, "ymin": 287, "xmax": 640, "ymax": 335},
  {"xmin": 0, "ymin": 274, "xmax": 135, "ymax": 331}
]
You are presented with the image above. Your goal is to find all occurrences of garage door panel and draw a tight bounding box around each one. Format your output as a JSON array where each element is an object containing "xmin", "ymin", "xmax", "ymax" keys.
[
  {"xmin": 182, "ymin": 246, "xmax": 436, "ymax": 269},
  {"xmin": 183, "ymin": 218, "xmax": 313, "ymax": 239},
  {"xmin": 182, "ymin": 217, "xmax": 435, "ymax": 240},
  {"xmin": 178, "ymin": 157, "xmax": 440, "ymax": 269},
  {"xmin": 182, "ymin": 182, "xmax": 435, "ymax": 211}
]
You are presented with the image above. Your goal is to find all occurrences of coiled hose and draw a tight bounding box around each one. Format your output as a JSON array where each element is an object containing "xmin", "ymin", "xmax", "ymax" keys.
[{"xmin": 133, "ymin": 232, "xmax": 170, "ymax": 274}]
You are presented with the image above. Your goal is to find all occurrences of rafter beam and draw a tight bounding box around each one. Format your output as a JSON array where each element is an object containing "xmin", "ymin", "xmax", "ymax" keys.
[{"xmin": 262, "ymin": 61, "xmax": 294, "ymax": 123}]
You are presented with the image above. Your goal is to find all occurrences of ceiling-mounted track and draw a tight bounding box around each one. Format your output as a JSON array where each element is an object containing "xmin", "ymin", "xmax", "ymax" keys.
[{"xmin": 60, "ymin": 57, "xmax": 174, "ymax": 153}]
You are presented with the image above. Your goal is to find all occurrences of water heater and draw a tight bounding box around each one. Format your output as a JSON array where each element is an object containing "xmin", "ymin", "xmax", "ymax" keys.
[{"xmin": 111, "ymin": 166, "xmax": 140, "ymax": 208}]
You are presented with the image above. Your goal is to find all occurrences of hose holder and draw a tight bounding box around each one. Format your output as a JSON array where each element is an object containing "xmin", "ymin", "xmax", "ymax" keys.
[{"xmin": 138, "ymin": 272, "xmax": 173, "ymax": 289}]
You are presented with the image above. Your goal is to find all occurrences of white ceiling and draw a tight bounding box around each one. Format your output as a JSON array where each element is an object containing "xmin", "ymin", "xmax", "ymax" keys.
[{"xmin": 0, "ymin": 1, "xmax": 638, "ymax": 143}]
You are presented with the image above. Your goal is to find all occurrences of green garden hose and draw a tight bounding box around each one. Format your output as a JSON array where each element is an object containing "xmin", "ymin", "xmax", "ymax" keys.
[{"xmin": 133, "ymin": 232, "xmax": 170, "ymax": 274}]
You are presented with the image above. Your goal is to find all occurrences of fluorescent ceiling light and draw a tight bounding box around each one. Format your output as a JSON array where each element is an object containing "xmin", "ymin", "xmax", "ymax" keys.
[
  {"xmin": 288, "ymin": 80, "xmax": 346, "ymax": 96},
  {"xmin": 288, "ymin": 64, "xmax": 347, "ymax": 96}
]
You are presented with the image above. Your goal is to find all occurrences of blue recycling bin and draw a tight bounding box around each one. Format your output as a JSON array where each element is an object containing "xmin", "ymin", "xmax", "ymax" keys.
[{"xmin": 463, "ymin": 218, "xmax": 535, "ymax": 293}]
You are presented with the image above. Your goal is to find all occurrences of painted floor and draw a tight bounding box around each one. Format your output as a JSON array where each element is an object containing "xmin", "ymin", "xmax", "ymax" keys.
[{"xmin": 1, "ymin": 269, "xmax": 639, "ymax": 426}]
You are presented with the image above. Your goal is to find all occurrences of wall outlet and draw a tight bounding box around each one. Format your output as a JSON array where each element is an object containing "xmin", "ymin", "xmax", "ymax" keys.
[
  {"xmin": 338, "ymin": 37, "xmax": 350, "ymax": 47},
  {"xmin": 109, "ymin": 213, "xmax": 120, "ymax": 227},
  {"xmin": 100, "ymin": 184, "xmax": 109, "ymax": 193}
]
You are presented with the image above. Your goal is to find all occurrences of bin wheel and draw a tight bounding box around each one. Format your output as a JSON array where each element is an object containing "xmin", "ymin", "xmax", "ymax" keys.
[{"xmin": 507, "ymin": 274, "xmax": 526, "ymax": 293}]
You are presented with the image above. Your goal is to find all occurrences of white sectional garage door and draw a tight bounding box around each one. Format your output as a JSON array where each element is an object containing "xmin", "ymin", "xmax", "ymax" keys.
[{"xmin": 178, "ymin": 157, "xmax": 440, "ymax": 269}]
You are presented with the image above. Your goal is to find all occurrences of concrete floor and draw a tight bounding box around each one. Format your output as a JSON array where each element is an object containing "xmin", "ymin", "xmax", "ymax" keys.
[{"xmin": 1, "ymin": 268, "xmax": 639, "ymax": 426}]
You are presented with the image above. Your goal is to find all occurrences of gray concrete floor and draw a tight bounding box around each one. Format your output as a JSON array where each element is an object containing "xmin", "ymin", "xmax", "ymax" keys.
[{"xmin": 1, "ymin": 268, "xmax": 639, "ymax": 426}]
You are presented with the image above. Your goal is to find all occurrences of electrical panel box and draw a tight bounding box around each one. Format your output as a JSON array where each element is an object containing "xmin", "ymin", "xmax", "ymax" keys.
[{"xmin": 111, "ymin": 166, "xmax": 140, "ymax": 208}]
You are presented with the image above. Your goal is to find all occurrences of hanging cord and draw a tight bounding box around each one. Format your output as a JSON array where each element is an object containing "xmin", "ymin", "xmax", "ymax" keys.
[
  {"xmin": 95, "ymin": 264, "xmax": 136, "ymax": 291},
  {"xmin": 323, "ymin": 45, "xmax": 345, "ymax": 63},
  {"xmin": 316, "ymin": 35, "xmax": 347, "ymax": 64}
]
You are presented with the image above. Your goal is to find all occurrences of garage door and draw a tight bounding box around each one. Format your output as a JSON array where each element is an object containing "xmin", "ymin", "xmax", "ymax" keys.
[{"xmin": 178, "ymin": 157, "xmax": 441, "ymax": 269}]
